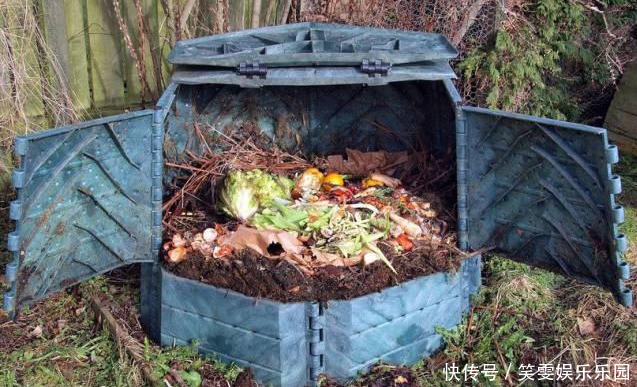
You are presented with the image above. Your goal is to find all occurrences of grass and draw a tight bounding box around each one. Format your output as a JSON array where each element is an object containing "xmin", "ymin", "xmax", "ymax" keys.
[
  {"xmin": 405, "ymin": 155, "xmax": 637, "ymax": 386},
  {"xmin": 0, "ymin": 289, "xmax": 144, "ymax": 387},
  {"xmin": 411, "ymin": 255, "xmax": 637, "ymax": 386}
]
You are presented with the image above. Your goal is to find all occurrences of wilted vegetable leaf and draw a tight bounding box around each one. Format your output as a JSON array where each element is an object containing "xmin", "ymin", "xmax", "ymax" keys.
[{"xmin": 219, "ymin": 169, "xmax": 294, "ymax": 221}]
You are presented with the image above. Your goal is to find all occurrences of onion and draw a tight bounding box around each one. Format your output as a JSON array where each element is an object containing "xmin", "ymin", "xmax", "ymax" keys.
[
  {"xmin": 363, "ymin": 252, "xmax": 379, "ymax": 265},
  {"xmin": 203, "ymin": 228, "xmax": 218, "ymax": 243},
  {"xmin": 167, "ymin": 246, "xmax": 188, "ymax": 263},
  {"xmin": 172, "ymin": 234, "xmax": 188, "ymax": 247}
]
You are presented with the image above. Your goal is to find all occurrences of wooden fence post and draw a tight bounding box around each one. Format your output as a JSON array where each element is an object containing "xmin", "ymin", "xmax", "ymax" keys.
[{"xmin": 42, "ymin": 0, "xmax": 72, "ymax": 99}]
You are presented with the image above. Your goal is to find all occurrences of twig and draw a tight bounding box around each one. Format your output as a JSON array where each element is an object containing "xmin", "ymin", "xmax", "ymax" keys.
[
  {"xmin": 193, "ymin": 123, "xmax": 213, "ymax": 155},
  {"xmin": 167, "ymin": 369, "xmax": 189, "ymax": 387},
  {"xmin": 264, "ymin": 0, "xmax": 277, "ymax": 25},
  {"xmin": 90, "ymin": 296, "xmax": 163, "ymax": 387},
  {"xmin": 451, "ymin": 0, "xmax": 489, "ymax": 45},
  {"xmin": 280, "ymin": 0, "xmax": 294, "ymax": 24},
  {"xmin": 158, "ymin": 0, "xmax": 175, "ymax": 46},
  {"xmin": 174, "ymin": 0, "xmax": 182, "ymax": 41},
  {"xmin": 466, "ymin": 306, "xmax": 475, "ymax": 335},
  {"xmin": 494, "ymin": 340, "xmax": 514, "ymax": 386},
  {"xmin": 162, "ymin": 126, "xmax": 311, "ymax": 227},
  {"xmin": 111, "ymin": 0, "xmax": 150, "ymax": 106},
  {"xmin": 574, "ymin": 1, "xmax": 617, "ymax": 38},
  {"xmin": 179, "ymin": 0, "xmax": 197, "ymax": 30},
  {"xmin": 134, "ymin": 0, "xmax": 163, "ymax": 94},
  {"xmin": 494, "ymin": 0, "xmax": 535, "ymax": 30},
  {"xmin": 164, "ymin": 162, "xmax": 224, "ymax": 174}
]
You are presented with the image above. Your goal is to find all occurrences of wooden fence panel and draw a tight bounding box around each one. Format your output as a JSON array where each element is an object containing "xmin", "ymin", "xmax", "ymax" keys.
[
  {"xmin": 120, "ymin": 0, "xmax": 162, "ymax": 105},
  {"xmin": 87, "ymin": 0, "xmax": 127, "ymax": 108},
  {"xmin": 42, "ymin": 0, "xmax": 71, "ymax": 96},
  {"xmin": 20, "ymin": 0, "xmax": 294, "ymax": 120},
  {"xmin": 63, "ymin": 0, "xmax": 91, "ymax": 110}
]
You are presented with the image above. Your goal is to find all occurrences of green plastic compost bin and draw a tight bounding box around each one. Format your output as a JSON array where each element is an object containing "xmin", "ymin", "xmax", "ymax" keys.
[{"xmin": 4, "ymin": 23, "xmax": 632, "ymax": 387}]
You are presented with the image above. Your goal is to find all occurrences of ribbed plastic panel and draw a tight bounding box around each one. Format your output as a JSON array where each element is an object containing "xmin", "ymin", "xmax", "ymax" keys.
[
  {"xmin": 4, "ymin": 111, "xmax": 155, "ymax": 316},
  {"xmin": 160, "ymin": 255, "xmax": 481, "ymax": 387},
  {"xmin": 463, "ymin": 107, "xmax": 632, "ymax": 306}
]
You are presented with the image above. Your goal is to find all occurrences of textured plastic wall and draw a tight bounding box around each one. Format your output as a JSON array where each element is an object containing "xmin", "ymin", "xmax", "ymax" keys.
[
  {"xmin": 462, "ymin": 107, "xmax": 632, "ymax": 306},
  {"xmin": 163, "ymin": 82, "xmax": 456, "ymax": 168},
  {"xmin": 160, "ymin": 255, "xmax": 481, "ymax": 387},
  {"xmin": 4, "ymin": 111, "xmax": 156, "ymax": 315}
]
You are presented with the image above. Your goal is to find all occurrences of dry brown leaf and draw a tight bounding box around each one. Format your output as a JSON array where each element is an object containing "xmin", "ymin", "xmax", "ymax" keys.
[
  {"xmin": 225, "ymin": 226, "xmax": 306, "ymax": 262},
  {"xmin": 29, "ymin": 325, "xmax": 43, "ymax": 338},
  {"xmin": 326, "ymin": 148, "xmax": 408, "ymax": 176},
  {"xmin": 577, "ymin": 318, "xmax": 596, "ymax": 336},
  {"xmin": 395, "ymin": 375, "xmax": 408, "ymax": 384}
]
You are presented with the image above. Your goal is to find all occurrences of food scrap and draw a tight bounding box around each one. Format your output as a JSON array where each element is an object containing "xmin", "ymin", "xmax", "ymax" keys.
[{"xmin": 163, "ymin": 151, "xmax": 461, "ymax": 276}]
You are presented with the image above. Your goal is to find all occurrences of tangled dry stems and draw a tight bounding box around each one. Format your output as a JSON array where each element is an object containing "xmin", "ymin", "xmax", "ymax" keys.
[
  {"xmin": 0, "ymin": 1, "xmax": 82, "ymax": 179},
  {"xmin": 162, "ymin": 124, "xmax": 313, "ymax": 228}
]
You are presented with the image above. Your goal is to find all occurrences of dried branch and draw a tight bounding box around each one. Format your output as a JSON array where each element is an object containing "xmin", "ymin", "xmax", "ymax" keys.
[
  {"xmin": 91, "ymin": 296, "xmax": 163, "ymax": 387},
  {"xmin": 134, "ymin": 0, "xmax": 163, "ymax": 93},
  {"xmin": 179, "ymin": 0, "xmax": 197, "ymax": 30},
  {"xmin": 251, "ymin": 0, "xmax": 262, "ymax": 28},
  {"xmin": 264, "ymin": 0, "xmax": 277, "ymax": 25},
  {"xmin": 451, "ymin": 0, "xmax": 490, "ymax": 45},
  {"xmin": 111, "ymin": 0, "xmax": 150, "ymax": 106},
  {"xmin": 280, "ymin": 0, "xmax": 294, "ymax": 24},
  {"xmin": 574, "ymin": 0, "xmax": 617, "ymax": 39}
]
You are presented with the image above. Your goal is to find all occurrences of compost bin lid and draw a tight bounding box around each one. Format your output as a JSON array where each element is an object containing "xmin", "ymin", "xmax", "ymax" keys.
[{"xmin": 169, "ymin": 22, "xmax": 458, "ymax": 68}]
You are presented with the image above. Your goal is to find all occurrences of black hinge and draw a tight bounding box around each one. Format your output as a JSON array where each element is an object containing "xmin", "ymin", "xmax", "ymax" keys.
[
  {"xmin": 306, "ymin": 302, "xmax": 325, "ymax": 386},
  {"xmin": 237, "ymin": 61, "xmax": 267, "ymax": 79},
  {"xmin": 361, "ymin": 59, "xmax": 391, "ymax": 77}
]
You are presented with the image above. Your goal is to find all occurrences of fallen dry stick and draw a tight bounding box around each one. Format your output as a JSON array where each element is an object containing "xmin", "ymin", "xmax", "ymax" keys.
[{"xmin": 90, "ymin": 296, "xmax": 163, "ymax": 387}]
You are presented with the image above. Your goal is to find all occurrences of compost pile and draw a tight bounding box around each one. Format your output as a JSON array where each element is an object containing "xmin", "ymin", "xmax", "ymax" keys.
[{"xmin": 162, "ymin": 128, "xmax": 473, "ymax": 301}]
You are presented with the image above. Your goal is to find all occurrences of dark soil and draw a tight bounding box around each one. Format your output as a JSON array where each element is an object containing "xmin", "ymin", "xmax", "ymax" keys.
[
  {"xmin": 320, "ymin": 365, "xmax": 420, "ymax": 387},
  {"xmin": 165, "ymin": 240, "xmax": 465, "ymax": 302},
  {"xmin": 233, "ymin": 369, "xmax": 257, "ymax": 387},
  {"xmin": 199, "ymin": 365, "xmax": 256, "ymax": 387},
  {"xmin": 0, "ymin": 314, "xmax": 38, "ymax": 352}
]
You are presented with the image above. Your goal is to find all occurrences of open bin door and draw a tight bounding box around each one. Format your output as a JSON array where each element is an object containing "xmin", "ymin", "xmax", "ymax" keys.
[
  {"xmin": 461, "ymin": 106, "xmax": 632, "ymax": 306},
  {"xmin": 4, "ymin": 111, "xmax": 157, "ymax": 315}
]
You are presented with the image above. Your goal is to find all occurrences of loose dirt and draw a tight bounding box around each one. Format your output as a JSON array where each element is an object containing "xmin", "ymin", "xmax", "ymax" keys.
[{"xmin": 164, "ymin": 240, "xmax": 464, "ymax": 302}]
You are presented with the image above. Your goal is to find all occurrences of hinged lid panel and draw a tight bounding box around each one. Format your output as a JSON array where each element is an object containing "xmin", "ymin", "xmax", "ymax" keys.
[
  {"xmin": 171, "ymin": 61, "xmax": 456, "ymax": 87},
  {"xmin": 462, "ymin": 107, "xmax": 631, "ymax": 306},
  {"xmin": 4, "ymin": 111, "xmax": 155, "ymax": 313},
  {"xmin": 169, "ymin": 22, "xmax": 458, "ymax": 67}
]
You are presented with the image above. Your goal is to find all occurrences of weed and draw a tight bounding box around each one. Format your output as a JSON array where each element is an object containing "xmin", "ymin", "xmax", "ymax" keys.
[{"xmin": 0, "ymin": 290, "xmax": 142, "ymax": 387}]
